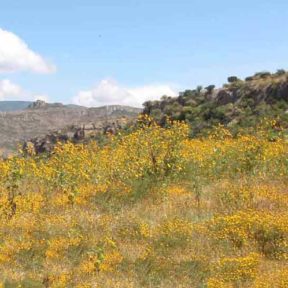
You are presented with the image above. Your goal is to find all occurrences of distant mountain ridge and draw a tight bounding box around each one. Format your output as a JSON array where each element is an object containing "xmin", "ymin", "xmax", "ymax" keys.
[
  {"xmin": 0, "ymin": 100, "xmax": 141, "ymax": 155},
  {"xmin": 0, "ymin": 101, "xmax": 32, "ymax": 112},
  {"xmin": 0, "ymin": 100, "xmax": 89, "ymax": 112}
]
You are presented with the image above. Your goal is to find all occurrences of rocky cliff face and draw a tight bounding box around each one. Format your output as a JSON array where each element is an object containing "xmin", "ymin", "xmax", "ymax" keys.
[
  {"xmin": 211, "ymin": 79, "xmax": 288, "ymax": 106},
  {"xmin": 27, "ymin": 100, "xmax": 64, "ymax": 109},
  {"xmin": 23, "ymin": 119, "xmax": 127, "ymax": 154},
  {"xmin": 0, "ymin": 102, "xmax": 141, "ymax": 155}
]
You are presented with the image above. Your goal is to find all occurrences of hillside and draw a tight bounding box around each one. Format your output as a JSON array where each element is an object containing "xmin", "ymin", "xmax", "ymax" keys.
[
  {"xmin": 143, "ymin": 70, "xmax": 288, "ymax": 135},
  {"xmin": 0, "ymin": 100, "xmax": 141, "ymax": 155},
  {"xmin": 0, "ymin": 71, "xmax": 287, "ymax": 286},
  {"xmin": 0, "ymin": 119, "xmax": 287, "ymax": 287}
]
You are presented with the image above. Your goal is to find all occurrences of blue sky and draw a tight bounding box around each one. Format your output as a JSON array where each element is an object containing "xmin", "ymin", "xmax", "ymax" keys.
[{"xmin": 0, "ymin": 0, "xmax": 288, "ymax": 107}]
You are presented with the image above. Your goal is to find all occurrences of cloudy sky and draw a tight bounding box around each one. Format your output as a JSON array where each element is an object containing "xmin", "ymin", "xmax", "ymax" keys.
[{"xmin": 1, "ymin": 0, "xmax": 288, "ymax": 107}]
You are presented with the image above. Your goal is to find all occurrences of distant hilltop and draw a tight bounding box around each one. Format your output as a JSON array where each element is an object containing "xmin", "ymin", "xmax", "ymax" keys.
[
  {"xmin": 0, "ymin": 101, "xmax": 32, "ymax": 112},
  {"xmin": 0, "ymin": 99, "xmax": 142, "ymax": 114},
  {"xmin": 0, "ymin": 99, "xmax": 70, "ymax": 111},
  {"xmin": 27, "ymin": 99, "xmax": 64, "ymax": 109},
  {"xmin": 0, "ymin": 100, "xmax": 142, "ymax": 155}
]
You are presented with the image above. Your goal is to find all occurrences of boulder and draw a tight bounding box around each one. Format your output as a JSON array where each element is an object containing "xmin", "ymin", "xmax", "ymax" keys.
[
  {"xmin": 74, "ymin": 128, "xmax": 85, "ymax": 140},
  {"xmin": 215, "ymin": 90, "xmax": 235, "ymax": 105},
  {"xmin": 28, "ymin": 100, "xmax": 48, "ymax": 109}
]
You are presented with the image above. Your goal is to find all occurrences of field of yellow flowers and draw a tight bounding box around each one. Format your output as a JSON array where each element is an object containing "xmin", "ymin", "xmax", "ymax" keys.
[{"xmin": 0, "ymin": 118, "xmax": 287, "ymax": 287}]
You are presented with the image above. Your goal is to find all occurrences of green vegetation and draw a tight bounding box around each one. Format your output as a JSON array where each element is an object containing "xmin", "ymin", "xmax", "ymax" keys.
[
  {"xmin": 0, "ymin": 70, "xmax": 288, "ymax": 287},
  {"xmin": 143, "ymin": 70, "xmax": 288, "ymax": 136},
  {"xmin": 0, "ymin": 116, "xmax": 287, "ymax": 287}
]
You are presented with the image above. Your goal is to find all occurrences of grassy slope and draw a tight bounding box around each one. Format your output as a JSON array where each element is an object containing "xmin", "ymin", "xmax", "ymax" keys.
[{"xmin": 0, "ymin": 118, "xmax": 287, "ymax": 287}]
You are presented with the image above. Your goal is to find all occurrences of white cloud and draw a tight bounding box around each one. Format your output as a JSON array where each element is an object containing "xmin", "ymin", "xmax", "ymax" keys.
[
  {"xmin": 33, "ymin": 94, "xmax": 49, "ymax": 102},
  {"xmin": 0, "ymin": 79, "xmax": 49, "ymax": 102},
  {"xmin": 73, "ymin": 79, "xmax": 177, "ymax": 107},
  {"xmin": 0, "ymin": 79, "xmax": 23, "ymax": 100},
  {"xmin": 0, "ymin": 28, "xmax": 55, "ymax": 73}
]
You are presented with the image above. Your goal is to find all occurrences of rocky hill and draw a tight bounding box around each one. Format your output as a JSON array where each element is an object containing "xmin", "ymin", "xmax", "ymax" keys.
[
  {"xmin": 143, "ymin": 70, "xmax": 288, "ymax": 135},
  {"xmin": 0, "ymin": 100, "xmax": 141, "ymax": 155}
]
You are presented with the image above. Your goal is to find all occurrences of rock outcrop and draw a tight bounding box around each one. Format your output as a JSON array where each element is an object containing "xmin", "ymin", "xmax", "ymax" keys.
[
  {"xmin": 143, "ymin": 71, "xmax": 288, "ymax": 134},
  {"xmin": 0, "ymin": 102, "xmax": 141, "ymax": 155},
  {"xmin": 23, "ymin": 120, "xmax": 128, "ymax": 154}
]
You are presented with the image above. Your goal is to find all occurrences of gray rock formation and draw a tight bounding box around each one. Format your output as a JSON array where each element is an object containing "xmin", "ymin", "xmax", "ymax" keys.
[
  {"xmin": 23, "ymin": 119, "xmax": 126, "ymax": 154},
  {"xmin": 0, "ymin": 101, "xmax": 142, "ymax": 155}
]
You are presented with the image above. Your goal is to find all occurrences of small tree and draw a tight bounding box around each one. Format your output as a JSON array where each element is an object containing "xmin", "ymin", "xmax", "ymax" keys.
[
  {"xmin": 205, "ymin": 85, "xmax": 216, "ymax": 94},
  {"xmin": 227, "ymin": 76, "xmax": 239, "ymax": 83},
  {"xmin": 275, "ymin": 69, "xmax": 286, "ymax": 76},
  {"xmin": 245, "ymin": 76, "xmax": 254, "ymax": 82},
  {"xmin": 196, "ymin": 85, "xmax": 203, "ymax": 94},
  {"xmin": 254, "ymin": 71, "xmax": 271, "ymax": 79}
]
